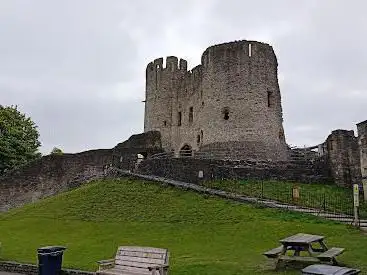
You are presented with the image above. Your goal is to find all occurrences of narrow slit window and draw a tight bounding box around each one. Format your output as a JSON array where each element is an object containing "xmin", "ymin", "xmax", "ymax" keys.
[
  {"xmin": 178, "ymin": 112, "xmax": 182, "ymax": 126},
  {"xmin": 163, "ymin": 120, "xmax": 167, "ymax": 127},
  {"xmin": 248, "ymin": 43, "xmax": 252, "ymax": 57},
  {"xmin": 222, "ymin": 107, "xmax": 230, "ymax": 120},
  {"xmin": 197, "ymin": 134, "xmax": 201, "ymax": 145},
  {"xmin": 189, "ymin": 107, "xmax": 193, "ymax": 123},
  {"xmin": 267, "ymin": 91, "xmax": 273, "ymax": 107}
]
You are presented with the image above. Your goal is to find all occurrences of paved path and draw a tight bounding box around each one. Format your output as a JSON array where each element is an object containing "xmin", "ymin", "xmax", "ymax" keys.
[
  {"xmin": 113, "ymin": 168, "xmax": 367, "ymax": 231},
  {"xmin": 0, "ymin": 272, "xmax": 24, "ymax": 275}
]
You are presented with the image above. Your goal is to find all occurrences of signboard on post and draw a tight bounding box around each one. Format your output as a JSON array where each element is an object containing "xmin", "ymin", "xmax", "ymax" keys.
[
  {"xmin": 353, "ymin": 184, "xmax": 360, "ymax": 227},
  {"xmin": 354, "ymin": 184, "xmax": 360, "ymax": 207},
  {"xmin": 198, "ymin": 170, "xmax": 204, "ymax": 179},
  {"xmin": 292, "ymin": 186, "xmax": 300, "ymax": 201}
]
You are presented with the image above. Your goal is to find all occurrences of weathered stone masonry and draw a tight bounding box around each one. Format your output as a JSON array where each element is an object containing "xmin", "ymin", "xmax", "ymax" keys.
[
  {"xmin": 357, "ymin": 120, "xmax": 367, "ymax": 180},
  {"xmin": 0, "ymin": 131, "xmax": 162, "ymax": 212},
  {"xmin": 144, "ymin": 40, "xmax": 288, "ymax": 161}
]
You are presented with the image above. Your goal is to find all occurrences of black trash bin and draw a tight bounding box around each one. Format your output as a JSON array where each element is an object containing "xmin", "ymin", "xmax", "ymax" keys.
[
  {"xmin": 37, "ymin": 246, "xmax": 66, "ymax": 275},
  {"xmin": 302, "ymin": 264, "xmax": 361, "ymax": 275}
]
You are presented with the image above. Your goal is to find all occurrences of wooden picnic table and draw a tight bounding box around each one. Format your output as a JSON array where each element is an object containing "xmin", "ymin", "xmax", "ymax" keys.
[
  {"xmin": 279, "ymin": 233, "xmax": 328, "ymax": 256},
  {"xmin": 263, "ymin": 233, "xmax": 345, "ymax": 268}
]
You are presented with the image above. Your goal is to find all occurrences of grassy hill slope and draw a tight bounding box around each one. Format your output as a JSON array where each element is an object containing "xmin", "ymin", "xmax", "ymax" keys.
[{"xmin": 1, "ymin": 177, "xmax": 366, "ymax": 274}]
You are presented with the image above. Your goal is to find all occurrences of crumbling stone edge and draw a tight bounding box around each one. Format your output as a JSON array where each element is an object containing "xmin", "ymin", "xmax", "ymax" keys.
[{"xmin": 0, "ymin": 261, "xmax": 95, "ymax": 275}]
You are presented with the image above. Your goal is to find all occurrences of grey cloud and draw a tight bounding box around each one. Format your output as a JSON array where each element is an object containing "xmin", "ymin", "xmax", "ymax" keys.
[{"xmin": 0, "ymin": 0, "xmax": 366, "ymax": 154}]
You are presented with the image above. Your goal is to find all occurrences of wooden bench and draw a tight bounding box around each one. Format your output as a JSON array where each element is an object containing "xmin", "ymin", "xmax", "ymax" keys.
[
  {"xmin": 316, "ymin": 247, "xmax": 345, "ymax": 264},
  {"xmin": 96, "ymin": 246, "xmax": 169, "ymax": 275},
  {"xmin": 278, "ymin": 255, "xmax": 320, "ymax": 263},
  {"xmin": 276, "ymin": 255, "xmax": 320, "ymax": 270},
  {"xmin": 263, "ymin": 246, "xmax": 284, "ymax": 258}
]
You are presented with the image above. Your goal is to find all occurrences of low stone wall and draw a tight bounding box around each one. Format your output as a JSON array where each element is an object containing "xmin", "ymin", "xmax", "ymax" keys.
[
  {"xmin": 0, "ymin": 261, "xmax": 94, "ymax": 275},
  {"xmin": 0, "ymin": 131, "xmax": 164, "ymax": 212},
  {"xmin": 0, "ymin": 149, "xmax": 113, "ymax": 212},
  {"xmin": 136, "ymin": 157, "xmax": 331, "ymax": 184}
]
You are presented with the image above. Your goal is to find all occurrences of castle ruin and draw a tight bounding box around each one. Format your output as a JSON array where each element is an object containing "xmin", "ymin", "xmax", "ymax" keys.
[
  {"xmin": 144, "ymin": 40, "xmax": 288, "ymax": 161},
  {"xmin": 1, "ymin": 39, "xmax": 366, "ymax": 212}
]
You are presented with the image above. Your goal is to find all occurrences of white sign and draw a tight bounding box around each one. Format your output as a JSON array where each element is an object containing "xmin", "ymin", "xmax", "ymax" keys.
[
  {"xmin": 198, "ymin": 170, "xmax": 204, "ymax": 178},
  {"xmin": 353, "ymin": 184, "xmax": 359, "ymax": 207}
]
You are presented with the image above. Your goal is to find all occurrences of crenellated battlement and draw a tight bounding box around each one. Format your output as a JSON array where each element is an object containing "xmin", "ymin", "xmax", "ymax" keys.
[
  {"xmin": 146, "ymin": 56, "xmax": 188, "ymax": 73},
  {"xmin": 201, "ymin": 39, "xmax": 277, "ymax": 67},
  {"xmin": 177, "ymin": 65, "xmax": 203, "ymax": 97}
]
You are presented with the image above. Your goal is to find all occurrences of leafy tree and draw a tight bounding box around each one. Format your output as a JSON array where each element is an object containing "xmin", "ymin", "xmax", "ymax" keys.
[
  {"xmin": 50, "ymin": 147, "xmax": 63, "ymax": 155},
  {"xmin": 0, "ymin": 105, "xmax": 41, "ymax": 174}
]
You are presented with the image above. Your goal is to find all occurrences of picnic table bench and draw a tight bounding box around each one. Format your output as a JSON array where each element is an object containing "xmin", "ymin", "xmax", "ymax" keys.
[
  {"xmin": 316, "ymin": 247, "xmax": 345, "ymax": 264},
  {"xmin": 263, "ymin": 233, "xmax": 345, "ymax": 268},
  {"xmin": 96, "ymin": 246, "xmax": 169, "ymax": 275}
]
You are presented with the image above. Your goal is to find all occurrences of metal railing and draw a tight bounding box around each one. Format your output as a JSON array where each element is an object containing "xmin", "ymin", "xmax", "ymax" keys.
[{"xmin": 202, "ymin": 179, "xmax": 367, "ymax": 220}]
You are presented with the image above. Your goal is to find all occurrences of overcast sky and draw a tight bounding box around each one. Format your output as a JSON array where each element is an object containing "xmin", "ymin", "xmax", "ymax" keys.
[{"xmin": 1, "ymin": 0, "xmax": 366, "ymax": 154}]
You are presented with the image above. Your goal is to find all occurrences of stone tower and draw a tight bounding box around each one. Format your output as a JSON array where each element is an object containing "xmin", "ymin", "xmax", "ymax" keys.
[{"xmin": 144, "ymin": 40, "xmax": 289, "ymax": 161}]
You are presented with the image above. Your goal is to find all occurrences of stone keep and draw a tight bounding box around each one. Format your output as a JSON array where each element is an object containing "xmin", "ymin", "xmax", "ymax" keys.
[{"xmin": 144, "ymin": 40, "xmax": 289, "ymax": 161}]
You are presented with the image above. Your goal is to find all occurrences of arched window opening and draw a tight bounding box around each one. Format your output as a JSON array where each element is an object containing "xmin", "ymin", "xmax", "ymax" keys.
[
  {"xmin": 179, "ymin": 144, "xmax": 192, "ymax": 157},
  {"xmin": 222, "ymin": 107, "xmax": 230, "ymax": 120},
  {"xmin": 189, "ymin": 107, "xmax": 193, "ymax": 123}
]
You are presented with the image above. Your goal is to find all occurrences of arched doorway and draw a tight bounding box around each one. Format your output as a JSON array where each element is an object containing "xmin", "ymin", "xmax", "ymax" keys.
[
  {"xmin": 134, "ymin": 152, "xmax": 147, "ymax": 171},
  {"xmin": 179, "ymin": 144, "xmax": 192, "ymax": 157}
]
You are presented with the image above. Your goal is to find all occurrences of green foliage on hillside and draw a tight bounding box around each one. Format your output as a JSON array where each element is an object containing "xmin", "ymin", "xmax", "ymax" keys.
[
  {"xmin": 0, "ymin": 105, "xmax": 41, "ymax": 174},
  {"xmin": 1, "ymin": 178, "xmax": 367, "ymax": 274},
  {"xmin": 50, "ymin": 147, "xmax": 63, "ymax": 155}
]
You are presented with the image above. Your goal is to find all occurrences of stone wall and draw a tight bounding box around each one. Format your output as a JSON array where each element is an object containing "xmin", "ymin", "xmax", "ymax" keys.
[
  {"xmin": 144, "ymin": 40, "xmax": 288, "ymax": 161},
  {"xmin": 0, "ymin": 149, "xmax": 113, "ymax": 211},
  {"xmin": 0, "ymin": 131, "xmax": 163, "ymax": 212},
  {"xmin": 136, "ymin": 157, "xmax": 331, "ymax": 184},
  {"xmin": 112, "ymin": 130, "xmax": 163, "ymax": 170},
  {"xmin": 324, "ymin": 130, "xmax": 361, "ymax": 187},
  {"xmin": 357, "ymin": 120, "xmax": 367, "ymax": 180}
]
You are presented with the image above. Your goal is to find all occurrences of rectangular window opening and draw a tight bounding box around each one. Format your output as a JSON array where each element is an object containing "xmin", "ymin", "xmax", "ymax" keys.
[{"xmin": 248, "ymin": 43, "xmax": 252, "ymax": 57}]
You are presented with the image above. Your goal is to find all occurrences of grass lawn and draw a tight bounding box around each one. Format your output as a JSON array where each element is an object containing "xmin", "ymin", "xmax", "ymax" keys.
[
  {"xmin": 0, "ymin": 177, "xmax": 367, "ymax": 274},
  {"xmin": 202, "ymin": 180, "xmax": 367, "ymax": 218}
]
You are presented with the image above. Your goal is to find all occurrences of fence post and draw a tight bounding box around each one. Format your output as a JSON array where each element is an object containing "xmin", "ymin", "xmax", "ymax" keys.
[{"xmin": 292, "ymin": 185, "xmax": 300, "ymax": 203}]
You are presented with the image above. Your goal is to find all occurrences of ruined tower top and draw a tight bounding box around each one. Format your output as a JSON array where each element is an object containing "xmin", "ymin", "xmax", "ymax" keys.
[{"xmin": 144, "ymin": 39, "xmax": 288, "ymax": 161}]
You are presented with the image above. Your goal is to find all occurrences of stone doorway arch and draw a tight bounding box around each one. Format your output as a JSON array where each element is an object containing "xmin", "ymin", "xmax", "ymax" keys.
[{"xmin": 179, "ymin": 144, "xmax": 192, "ymax": 157}]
